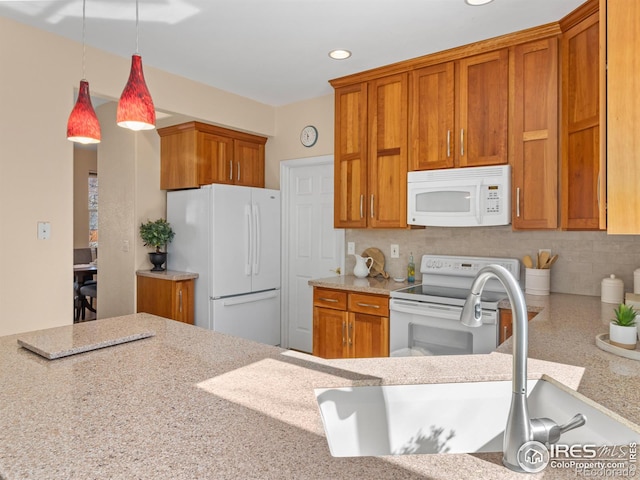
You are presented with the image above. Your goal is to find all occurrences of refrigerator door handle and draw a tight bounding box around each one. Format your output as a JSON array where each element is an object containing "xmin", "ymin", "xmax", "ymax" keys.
[
  {"xmin": 252, "ymin": 203, "xmax": 260, "ymax": 275},
  {"xmin": 220, "ymin": 290, "xmax": 278, "ymax": 306},
  {"xmin": 244, "ymin": 204, "xmax": 252, "ymax": 276}
]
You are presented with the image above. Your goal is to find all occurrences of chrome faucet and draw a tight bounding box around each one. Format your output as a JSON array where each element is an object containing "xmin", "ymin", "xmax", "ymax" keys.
[{"xmin": 460, "ymin": 264, "xmax": 586, "ymax": 472}]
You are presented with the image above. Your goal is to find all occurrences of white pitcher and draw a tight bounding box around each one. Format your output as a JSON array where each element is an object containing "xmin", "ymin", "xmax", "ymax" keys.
[{"xmin": 353, "ymin": 254, "xmax": 374, "ymax": 278}]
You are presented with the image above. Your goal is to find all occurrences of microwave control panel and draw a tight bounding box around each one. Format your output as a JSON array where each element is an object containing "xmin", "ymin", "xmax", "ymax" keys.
[{"xmin": 483, "ymin": 185, "xmax": 502, "ymax": 214}]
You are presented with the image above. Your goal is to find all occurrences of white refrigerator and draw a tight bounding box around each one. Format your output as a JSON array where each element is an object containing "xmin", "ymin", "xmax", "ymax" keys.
[{"xmin": 167, "ymin": 184, "xmax": 281, "ymax": 345}]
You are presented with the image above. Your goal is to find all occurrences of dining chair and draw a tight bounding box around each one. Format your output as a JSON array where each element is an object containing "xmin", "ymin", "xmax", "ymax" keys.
[{"xmin": 78, "ymin": 283, "xmax": 97, "ymax": 321}]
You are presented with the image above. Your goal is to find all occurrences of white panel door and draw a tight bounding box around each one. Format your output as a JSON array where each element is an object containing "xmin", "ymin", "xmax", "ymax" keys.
[{"xmin": 282, "ymin": 156, "xmax": 344, "ymax": 353}]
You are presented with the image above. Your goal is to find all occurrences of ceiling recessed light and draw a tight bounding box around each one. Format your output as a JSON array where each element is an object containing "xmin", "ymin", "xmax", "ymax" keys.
[
  {"xmin": 329, "ymin": 49, "xmax": 352, "ymax": 60},
  {"xmin": 465, "ymin": 0, "xmax": 494, "ymax": 5}
]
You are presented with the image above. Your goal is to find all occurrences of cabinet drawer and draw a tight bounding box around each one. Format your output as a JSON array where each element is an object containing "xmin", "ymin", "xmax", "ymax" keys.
[
  {"xmin": 313, "ymin": 288, "xmax": 347, "ymax": 310},
  {"xmin": 348, "ymin": 293, "xmax": 389, "ymax": 317}
]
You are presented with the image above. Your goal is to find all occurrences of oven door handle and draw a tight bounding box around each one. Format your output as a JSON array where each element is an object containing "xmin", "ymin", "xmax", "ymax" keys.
[
  {"xmin": 390, "ymin": 300, "xmax": 462, "ymax": 320},
  {"xmin": 391, "ymin": 299, "xmax": 497, "ymax": 325}
]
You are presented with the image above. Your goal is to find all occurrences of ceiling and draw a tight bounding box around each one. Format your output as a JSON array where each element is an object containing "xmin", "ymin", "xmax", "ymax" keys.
[{"xmin": 0, "ymin": 0, "xmax": 587, "ymax": 107}]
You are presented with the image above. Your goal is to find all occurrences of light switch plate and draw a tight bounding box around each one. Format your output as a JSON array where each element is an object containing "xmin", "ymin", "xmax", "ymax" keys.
[
  {"xmin": 347, "ymin": 242, "xmax": 355, "ymax": 255},
  {"xmin": 391, "ymin": 244, "xmax": 400, "ymax": 258}
]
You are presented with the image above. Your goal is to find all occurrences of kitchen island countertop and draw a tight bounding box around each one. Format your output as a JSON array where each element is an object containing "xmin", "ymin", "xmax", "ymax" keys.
[{"xmin": 1, "ymin": 294, "xmax": 639, "ymax": 479}]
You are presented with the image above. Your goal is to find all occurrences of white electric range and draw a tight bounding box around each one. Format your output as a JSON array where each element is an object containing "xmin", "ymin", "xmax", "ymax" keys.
[{"xmin": 390, "ymin": 254, "xmax": 521, "ymax": 356}]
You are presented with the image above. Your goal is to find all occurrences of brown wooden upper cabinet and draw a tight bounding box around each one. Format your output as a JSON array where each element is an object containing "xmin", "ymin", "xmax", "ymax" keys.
[
  {"xmin": 333, "ymin": 73, "xmax": 408, "ymax": 229},
  {"xmin": 560, "ymin": 7, "xmax": 604, "ymax": 230},
  {"xmin": 158, "ymin": 121, "xmax": 267, "ymax": 190},
  {"xmin": 511, "ymin": 38, "xmax": 559, "ymax": 230},
  {"xmin": 409, "ymin": 49, "xmax": 509, "ymax": 170}
]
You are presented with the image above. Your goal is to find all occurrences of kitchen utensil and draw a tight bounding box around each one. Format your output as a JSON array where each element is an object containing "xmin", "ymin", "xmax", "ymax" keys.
[
  {"xmin": 362, "ymin": 247, "xmax": 389, "ymax": 278},
  {"xmin": 522, "ymin": 255, "xmax": 534, "ymax": 269},
  {"xmin": 538, "ymin": 251, "xmax": 550, "ymax": 269},
  {"xmin": 542, "ymin": 254, "xmax": 558, "ymax": 269}
]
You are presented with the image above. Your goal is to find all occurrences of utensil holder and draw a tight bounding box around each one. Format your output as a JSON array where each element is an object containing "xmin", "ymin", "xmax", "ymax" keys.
[{"xmin": 525, "ymin": 268, "xmax": 550, "ymax": 296}]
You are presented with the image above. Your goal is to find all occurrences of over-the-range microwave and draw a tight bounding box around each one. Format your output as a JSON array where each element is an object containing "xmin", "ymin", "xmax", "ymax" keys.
[{"xmin": 407, "ymin": 165, "xmax": 511, "ymax": 227}]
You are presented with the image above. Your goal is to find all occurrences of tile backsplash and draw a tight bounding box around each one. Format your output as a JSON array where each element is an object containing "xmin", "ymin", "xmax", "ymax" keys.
[{"xmin": 345, "ymin": 227, "xmax": 640, "ymax": 297}]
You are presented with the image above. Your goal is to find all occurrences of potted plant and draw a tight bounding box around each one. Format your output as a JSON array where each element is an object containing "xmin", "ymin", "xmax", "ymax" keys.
[
  {"xmin": 139, "ymin": 218, "xmax": 175, "ymax": 271},
  {"xmin": 609, "ymin": 303, "xmax": 638, "ymax": 350}
]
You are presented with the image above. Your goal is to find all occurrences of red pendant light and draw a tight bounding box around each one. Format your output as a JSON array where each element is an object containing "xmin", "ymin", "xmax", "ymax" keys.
[
  {"xmin": 117, "ymin": 54, "xmax": 155, "ymax": 130},
  {"xmin": 117, "ymin": 0, "xmax": 155, "ymax": 131},
  {"xmin": 67, "ymin": 0, "xmax": 101, "ymax": 144},
  {"xmin": 67, "ymin": 80, "xmax": 101, "ymax": 144}
]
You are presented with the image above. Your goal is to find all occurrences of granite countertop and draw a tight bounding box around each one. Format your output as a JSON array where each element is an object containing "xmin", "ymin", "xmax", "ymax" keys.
[
  {"xmin": 1, "ymin": 295, "xmax": 639, "ymax": 479},
  {"xmin": 309, "ymin": 274, "xmax": 409, "ymax": 295},
  {"xmin": 136, "ymin": 269, "xmax": 199, "ymax": 281}
]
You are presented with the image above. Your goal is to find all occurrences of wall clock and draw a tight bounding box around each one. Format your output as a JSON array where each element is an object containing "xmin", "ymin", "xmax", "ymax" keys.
[{"xmin": 300, "ymin": 125, "xmax": 318, "ymax": 147}]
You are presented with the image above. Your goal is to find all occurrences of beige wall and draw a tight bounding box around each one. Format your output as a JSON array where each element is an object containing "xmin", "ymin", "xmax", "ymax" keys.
[
  {"xmin": 267, "ymin": 95, "xmax": 335, "ymax": 188},
  {"xmin": 0, "ymin": 16, "xmax": 310, "ymax": 336},
  {"xmin": 73, "ymin": 147, "xmax": 97, "ymax": 248}
]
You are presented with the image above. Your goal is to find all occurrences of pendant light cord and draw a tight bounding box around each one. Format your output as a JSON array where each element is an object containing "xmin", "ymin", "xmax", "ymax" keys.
[
  {"xmin": 135, "ymin": 0, "xmax": 139, "ymax": 54},
  {"xmin": 82, "ymin": 0, "xmax": 86, "ymax": 80}
]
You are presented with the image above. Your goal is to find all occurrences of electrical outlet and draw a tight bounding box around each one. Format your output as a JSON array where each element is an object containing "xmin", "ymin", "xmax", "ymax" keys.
[
  {"xmin": 390, "ymin": 244, "xmax": 400, "ymax": 258},
  {"xmin": 347, "ymin": 242, "xmax": 355, "ymax": 255},
  {"xmin": 37, "ymin": 221, "xmax": 50, "ymax": 240},
  {"xmin": 538, "ymin": 248, "xmax": 552, "ymax": 256}
]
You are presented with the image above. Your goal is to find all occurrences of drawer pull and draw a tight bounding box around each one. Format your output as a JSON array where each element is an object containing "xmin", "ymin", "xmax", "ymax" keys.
[
  {"xmin": 357, "ymin": 302, "xmax": 380, "ymax": 309},
  {"xmin": 319, "ymin": 297, "xmax": 339, "ymax": 303}
]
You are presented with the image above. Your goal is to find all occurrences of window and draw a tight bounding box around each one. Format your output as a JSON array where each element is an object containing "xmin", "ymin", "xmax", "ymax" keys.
[{"xmin": 88, "ymin": 172, "xmax": 98, "ymax": 248}]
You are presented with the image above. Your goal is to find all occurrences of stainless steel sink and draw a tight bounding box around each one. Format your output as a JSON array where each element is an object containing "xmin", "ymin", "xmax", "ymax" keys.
[{"xmin": 315, "ymin": 377, "xmax": 640, "ymax": 457}]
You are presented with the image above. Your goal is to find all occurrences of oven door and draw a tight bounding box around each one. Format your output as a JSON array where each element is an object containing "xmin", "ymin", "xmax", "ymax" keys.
[{"xmin": 389, "ymin": 299, "xmax": 498, "ymax": 356}]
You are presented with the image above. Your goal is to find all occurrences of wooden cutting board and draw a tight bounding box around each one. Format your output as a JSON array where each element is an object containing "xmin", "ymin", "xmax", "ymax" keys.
[{"xmin": 362, "ymin": 247, "xmax": 389, "ymax": 278}]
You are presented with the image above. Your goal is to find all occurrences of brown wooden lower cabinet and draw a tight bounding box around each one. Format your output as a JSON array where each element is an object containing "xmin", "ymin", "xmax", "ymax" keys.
[
  {"xmin": 499, "ymin": 308, "xmax": 538, "ymax": 344},
  {"xmin": 136, "ymin": 272, "xmax": 196, "ymax": 324},
  {"xmin": 312, "ymin": 287, "xmax": 389, "ymax": 359}
]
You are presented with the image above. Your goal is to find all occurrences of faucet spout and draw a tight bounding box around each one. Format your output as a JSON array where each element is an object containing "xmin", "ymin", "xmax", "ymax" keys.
[{"xmin": 460, "ymin": 264, "xmax": 532, "ymax": 471}]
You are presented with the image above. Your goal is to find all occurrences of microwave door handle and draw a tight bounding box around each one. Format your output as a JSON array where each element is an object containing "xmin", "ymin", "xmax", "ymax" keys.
[{"xmin": 476, "ymin": 181, "xmax": 483, "ymax": 225}]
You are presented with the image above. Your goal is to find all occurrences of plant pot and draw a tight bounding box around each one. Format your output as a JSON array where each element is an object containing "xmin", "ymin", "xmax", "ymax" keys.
[
  {"xmin": 609, "ymin": 322, "xmax": 637, "ymax": 350},
  {"xmin": 148, "ymin": 252, "xmax": 167, "ymax": 272}
]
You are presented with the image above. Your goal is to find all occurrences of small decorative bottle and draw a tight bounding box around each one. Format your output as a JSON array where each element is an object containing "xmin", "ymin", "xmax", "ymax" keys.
[{"xmin": 407, "ymin": 253, "xmax": 415, "ymax": 283}]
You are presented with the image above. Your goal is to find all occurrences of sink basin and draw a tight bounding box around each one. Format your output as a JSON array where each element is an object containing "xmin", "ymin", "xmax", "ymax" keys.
[{"xmin": 315, "ymin": 377, "xmax": 640, "ymax": 457}]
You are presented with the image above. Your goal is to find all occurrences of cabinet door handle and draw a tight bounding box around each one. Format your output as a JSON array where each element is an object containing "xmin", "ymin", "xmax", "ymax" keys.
[
  {"xmin": 357, "ymin": 302, "xmax": 380, "ymax": 309},
  {"xmin": 229, "ymin": 160, "xmax": 233, "ymax": 181},
  {"xmin": 179, "ymin": 290, "xmax": 183, "ymax": 313},
  {"xmin": 370, "ymin": 194, "xmax": 374, "ymax": 219},
  {"xmin": 348, "ymin": 321, "xmax": 353, "ymax": 346},
  {"xmin": 342, "ymin": 320, "xmax": 347, "ymax": 346},
  {"xmin": 447, "ymin": 130, "xmax": 451, "ymax": 158},
  {"xmin": 597, "ymin": 172, "xmax": 601, "ymax": 208},
  {"xmin": 319, "ymin": 297, "xmax": 339, "ymax": 303},
  {"xmin": 359, "ymin": 195, "xmax": 364, "ymax": 219},
  {"xmin": 503, "ymin": 325, "xmax": 508, "ymax": 341},
  {"xmin": 237, "ymin": 161, "xmax": 241, "ymax": 182},
  {"xmin": 516, "ymin": 187, "xmax": 521, "ymax": 218},
  {"xmin": 460, "ymin": 129, "xmax": 464, "ymax": 156}
]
